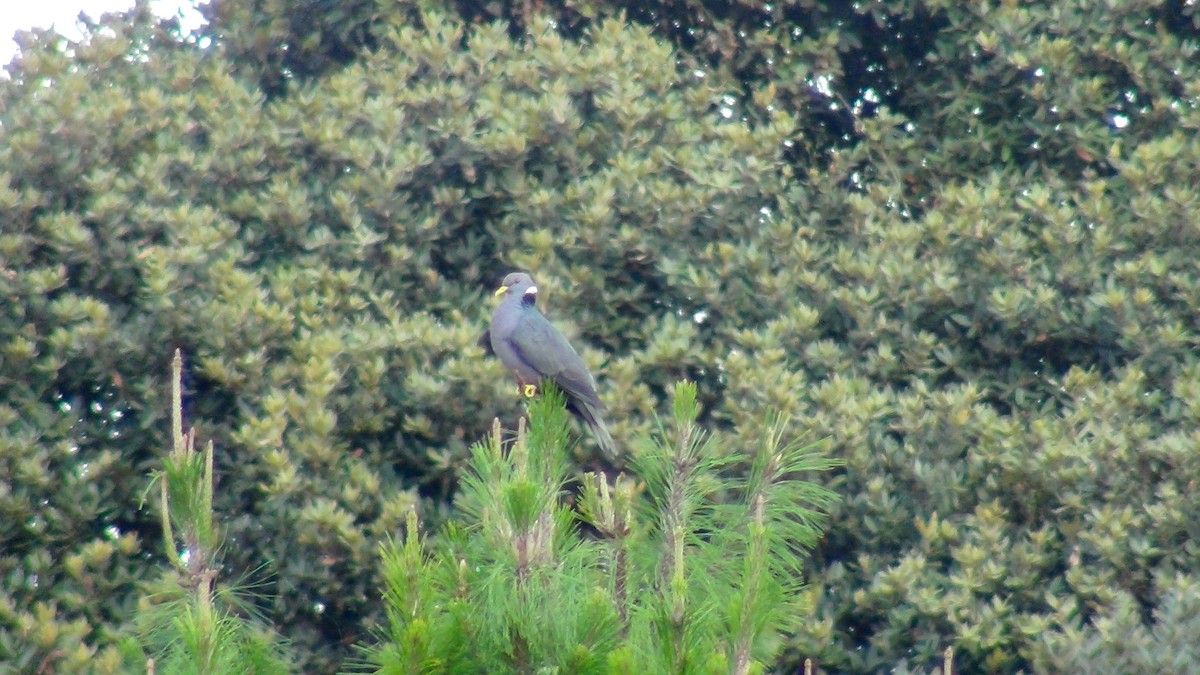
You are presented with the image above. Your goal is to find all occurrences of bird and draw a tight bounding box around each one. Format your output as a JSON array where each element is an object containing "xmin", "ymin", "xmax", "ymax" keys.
[{"xmin": 482, "ymin": 272, "xmax": 617, "ymax": 460}]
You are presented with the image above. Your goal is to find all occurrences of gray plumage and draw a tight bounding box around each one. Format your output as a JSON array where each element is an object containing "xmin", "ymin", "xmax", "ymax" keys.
[{"xmin": 485, "ymin": 272, "xmax": 617, "ymax": 460}]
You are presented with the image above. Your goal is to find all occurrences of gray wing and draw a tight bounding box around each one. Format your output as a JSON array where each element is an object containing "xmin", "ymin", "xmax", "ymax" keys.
[{"xmin": 507, "ymin": 312, "xmax": 605, "ymax": 410}]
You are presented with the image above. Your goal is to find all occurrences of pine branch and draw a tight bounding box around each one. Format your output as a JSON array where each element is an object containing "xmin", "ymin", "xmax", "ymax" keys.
[
  {"xmin": 131, "ymin": 350, "xmax": 290, "ymax": 674},
  {"xmin": 367, "ymin": 380, "xmax": 838, "ymax": 672}
]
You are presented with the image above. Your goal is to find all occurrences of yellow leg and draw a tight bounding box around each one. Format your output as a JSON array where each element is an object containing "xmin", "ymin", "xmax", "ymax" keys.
[{"xmin": 522, "ymin": 384, "xmax": 538, "ymax": 398}]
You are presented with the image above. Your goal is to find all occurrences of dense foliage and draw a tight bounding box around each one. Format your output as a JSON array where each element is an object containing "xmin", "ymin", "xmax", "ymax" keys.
[
  {"xmin": 369, "ymin": 383, "xmax": 835, "ymax": 673},
  {"xmin": 2, "ymin": 0, "xmax": 1198, "ymax": 672}
]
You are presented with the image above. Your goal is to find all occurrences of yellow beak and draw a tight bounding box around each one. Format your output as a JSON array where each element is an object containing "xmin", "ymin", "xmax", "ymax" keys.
[{"xmin": 494, "ymin": 285, "xmax": 508, "ymax": 297}]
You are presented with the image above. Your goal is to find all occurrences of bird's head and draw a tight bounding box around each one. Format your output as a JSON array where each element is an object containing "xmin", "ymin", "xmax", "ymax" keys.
[{"xmin": 495, "ymin": 272, "xmax": 538, "ymax": 307}]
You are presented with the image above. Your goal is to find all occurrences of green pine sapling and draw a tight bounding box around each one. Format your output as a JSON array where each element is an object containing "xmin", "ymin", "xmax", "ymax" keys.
[
  {"xmin": 369, "ymin": 381, "xmax": 838, "ymax": 673},
  {"xmin": 126, "ymin": 351, "xmax": 290, "ymax": 674}
]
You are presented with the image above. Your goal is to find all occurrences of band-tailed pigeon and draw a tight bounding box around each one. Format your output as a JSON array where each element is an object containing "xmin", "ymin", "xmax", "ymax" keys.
[{"xmin": 483, "ymin": 272, "xmax": 617, "ymax": 460}]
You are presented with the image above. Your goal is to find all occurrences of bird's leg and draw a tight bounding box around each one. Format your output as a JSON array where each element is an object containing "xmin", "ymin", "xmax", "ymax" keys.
[{"xmin": 522, "ymin": 384, "xmax": 538, "ymax": 398}]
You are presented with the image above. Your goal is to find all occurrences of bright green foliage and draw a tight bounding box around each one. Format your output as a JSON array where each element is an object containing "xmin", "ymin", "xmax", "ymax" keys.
[
  {"xmin": 121, "ymin": 351, "xmax": 290, "ymax": 674},
  {"xmin": 2, "ymin": 0, "xmax": 1199, "ymax": 671},
  {"xmin": 368, "ymin": 382, "xmax": 835, "ymax": 673}
]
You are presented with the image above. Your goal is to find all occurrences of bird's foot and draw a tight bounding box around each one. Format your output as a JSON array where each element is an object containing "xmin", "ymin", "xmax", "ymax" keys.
[{"xmin": 522, "ymin": 384, "xmax": 538, "ymax": 398}]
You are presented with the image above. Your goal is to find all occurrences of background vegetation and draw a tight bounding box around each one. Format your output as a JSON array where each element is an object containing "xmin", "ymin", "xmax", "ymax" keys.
[{"xmin": 2, "ymin": 0, "xmax": 1198, "ymax": 672}]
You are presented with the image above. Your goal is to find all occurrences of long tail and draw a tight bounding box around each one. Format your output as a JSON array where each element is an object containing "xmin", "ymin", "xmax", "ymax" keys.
[{"xmin": 575, "ymin": 399, "xmax": 618, "ymax": 461}]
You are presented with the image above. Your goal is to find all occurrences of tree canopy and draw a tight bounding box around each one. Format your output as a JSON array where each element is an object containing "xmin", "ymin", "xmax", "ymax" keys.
[{"xmin": 2, "ymin": 0, "xmax": 1198, "ymax": 672}]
